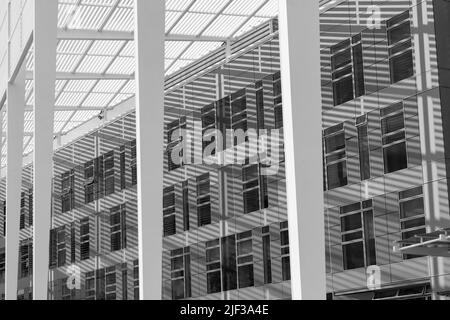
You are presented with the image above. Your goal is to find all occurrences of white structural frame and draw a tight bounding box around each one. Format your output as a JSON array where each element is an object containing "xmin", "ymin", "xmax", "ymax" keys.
[
  {"xmin": 5, "ymin": 63, "xmax": 26, "ymax": 300},
  {"xmin": 134, "ymin": 0, "xmax": 165, "ymax": 300},
  {"xmin": 278, "ymin": 0, "xmax": 326, "ymax": 300},
  {"xmin": 32, "ymin": 0, "xmax": 58, "ymax": 300},
  {"xmin": 0, "ymin": 0, "xmax": 329, "ymax": 301}
]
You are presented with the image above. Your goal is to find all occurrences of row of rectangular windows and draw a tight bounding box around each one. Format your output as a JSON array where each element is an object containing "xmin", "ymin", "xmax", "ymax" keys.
[
  {"xmin": 167, "ymin": 72, "xmax": 283, "ymax": 172},
  {"xmin": 331, "ymin": 11, "xmax": 414, "ymax": 106},
  {"xmin": 170, "ymin": 222, "xmax": 290, "ymax": 300},
  {"xmin": 338, "ymin": 186, "xmax": 425, "ymax": 271},
  {"xmin": 163, "ymin": 164, "xmax": 268, "ymax": 237},
  {"xmin": 59, "ymin": 140, "xmax": 137, "ymax": 213},
  {"xmin": 324, "ymin": 101, "xmax": 410, "ymax": 191},
  {"xmin": 49, "ymin": 203, "xmax": 127, "ymax": 269}
]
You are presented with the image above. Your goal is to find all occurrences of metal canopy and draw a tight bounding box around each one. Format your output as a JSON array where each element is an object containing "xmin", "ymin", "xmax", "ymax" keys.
[
  {"xmin": 8, "ymin": 0, "xmax": 340, "ymax": 164},
  {"xmin": 7, "ymin": 0, "xmax": 281, "ymax": 166},
  {"xmin": 394, "ymin": 229, "xmax": 450, "ymax": 258}
]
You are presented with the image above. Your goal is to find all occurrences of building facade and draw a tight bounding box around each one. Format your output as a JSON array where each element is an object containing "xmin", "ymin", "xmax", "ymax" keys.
[
  {"xmin": 1, "ymin": 0, "xmax": 450, "ymax": 300},
  {"xmin": 322, "ymin": 0, "xmax": 450, "ymax": 300}
]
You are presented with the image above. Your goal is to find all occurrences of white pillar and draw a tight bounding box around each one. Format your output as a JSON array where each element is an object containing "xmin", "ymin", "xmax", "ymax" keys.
[
  {"xmin": 134, "ymin": 0, "xmax": 165, "ymax": 300},
  {"xmin": 32, "ymin": 0, "xmax": 58, "ymax": 300},
  {"xmin": 278, "ymin": 0, "xmax": 326, "ymax": 300},
  {"xmin": 5, "ymin": 63, "xmax": 26, "ymax": 301}
]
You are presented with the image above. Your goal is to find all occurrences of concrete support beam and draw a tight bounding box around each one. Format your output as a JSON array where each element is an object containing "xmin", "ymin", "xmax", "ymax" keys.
[
  {"xmin": 278, "ymin": 0, "xmax": 326, "ymax": 300},
  {"xmin": 5, "ymin": 63, "xmax": 26, "ymax": 301},
  {"xmin": 32, "ymin": 0, "xmax": 58, "ymax": 300},
  {"xmin": 134, "ymin": 0, "xmax": 165, "ymax": 300}
]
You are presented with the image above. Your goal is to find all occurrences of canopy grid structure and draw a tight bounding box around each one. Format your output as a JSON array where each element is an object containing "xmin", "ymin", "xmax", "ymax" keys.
[
  {"xmin": 5, "ymin": 0, "xmax": 284, "ymax": 167},
  {"xmin": 9, "ymin": 0, "xmax": 339, "ymax": 165}
]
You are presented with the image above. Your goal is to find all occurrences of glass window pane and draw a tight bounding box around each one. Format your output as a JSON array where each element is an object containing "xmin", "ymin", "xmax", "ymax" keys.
[
  {"xmin": 343, "ymin": 242, "xmax": 365, "ymax": 270},
  {"xmin": 382, "ymin": 113, "xmax": 405, "ymax": 135},
  {"xmin": 400, "ymin": 198, "xmax": 424, "ymax": 219},
  {"xmin": 325, "ymin": 133, "xmax": 346, "ymax": 154},
  {"xmin": 341, "ymin": 213, "xmax": 362, "ymax": 232},
  {"xmin": 172, "ymin": 279, "xmax": 185, "ymax": 300},
  {"xmin": 388, "ymin": 22, "xmax": 411, "ymax": 45},
  {"xmin": 238, "ymin": 265, "xmax": 254, "ymax": 289},
  {"xmin": 390, "ymin": 50, "xmax": 414, "ymax": 83},
  {"xmin": 207, "ymin": 271, "xmax": 221, "ymax": 294},
  {"xmin": 333, "ymin": 76, "xmax": 354, "ymax": 106},
  {"xmin": 327, "ymin": 161, "xmax": 348, "ymax": 190},
  {"xmin": 383, "ymin": 142, "xmax": 407, "ymax": 173}
]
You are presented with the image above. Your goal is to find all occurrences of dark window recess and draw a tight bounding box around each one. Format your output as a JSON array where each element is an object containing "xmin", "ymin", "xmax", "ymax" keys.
[
  {"xmin": 57, "ymin": 227, "xmax": 66, "ymax": 267},
  {"xmin": 49, "ymin": 229, "xmax": 57, "ymax": 269},
  {"xmin": 324, "ymin": 125, "xmax": 348, "ymax": 190},
  {"xmin": 61, "ymin": 170, "xmax": 75, "ymax": 213},
  {"xmin": 237, "ymin": 232, "xmax": 254, "ymax": 289},
  {"xmin": 280, "ymin": 223, "xmax": 291, "ymax": 281},
  {"xmin": 85, "ymin": 267, "xmax": 117, "ymax": 300},
  {"xmin": 242, "ymin": 164, "xmax": 269, "ymax": 214},
  {"xmin": 399, "ymin": 187, "xmax": 426, "ymax": 259},
  {"xmin": 331, "ymin": 34, "xmax": 365, "ymax": 106},
  {"xmin": 222, "ymin": 235, "xmax": 238, "ymax": 292},
  {"xmin": 49, "ymin": 227, "xmax": 66, "ymax": 269},
  {"xmin": 133, "ymin": 260, "xmax": 139, "ymax": 300},
  {"xmin": 182, "ymin": 181, "xmax": 190, "ymax": 232},
  {"xmin": 387, "ymin": 11, "xmax": 414, "ymax": 83},
  {"xmin": 1, "ymin": 201, "xmax": 6, "ymax": 238},
  {"xmin": 340, "ymin": 201, "xmax": 377, "ymax": 270},
  {"xmin": 171, "ymin": 247, "xmax": 192, "ymax": 300},
  {"xmin": 0, "ymin": 253, "xmax": 5, "ymax": 279},
  {"xmin": 103, "ymin": 151, "xmax": 115, "ymax": 196},
  {"xmin": 84, "ymin": 158, "xmax": 99, "ymax": 204},
  {"xmin": 352, "ymin": 35, "xmax": 365, "ymax": 98},
  {"xmin": 110, "ymin": 204, "xmax": 127, "ymax": 251},
  {"xmin": 256, "ymin": 81, "xmax": 265, "ymax": 130},
  {"xmin": 273, "ymin": 73, "xmax": 283, "ymax": 129},
  {"xmin": 167, "ymin": 118, "xmax": 187, "ymax": 171},
  {"xmin": 163, "ymin": 186, "xmax": 176, "ymax": 237},
  {"xmin": 120, "ymin": 145, "xmax": 126, "ymax": 190},
  {"xmin": 197, "ymin": 174, "xmax": 212, "ymax": 227},
  {"xmin": 80, "ymin": 218, "xmax": 90, "ymax": 261},
  {"xmin": 262, "ymin": 227, "xmax": 272, "ymax": 284},
  {"xmin": 131, "ymin": 140, "xmax": 137, "ymax": 186},
  {"xmin": 19, "ymin": 241, "xmax": 32, "ymax": 278},
  {"xmin": 85, "ymin": 271, "xmax": 95, "ymax": 300},
  {"xmin": 122, "ymin": 264, "xmax": 128, "ymax": 301},
  {"xmin": 206, "ymin": 239, "xmax": 221, "ymax": 294},
  {"xmin": 28, "ymin": 191, "xmax": 33, "ymax": 227},
  {"xmin": 381, "ymin": 103, "xmax": 408, "ymax": 174},
  {"xmin": 357, "ymin": 115, "xmax": 371, "ymax": 181},
  {"xmin": 70, "ymin": 223, "xmax": 76, "ymax": 264},
  {"xmin": 201, "ymin": 97, "xmax": 231, "ymax": 156},
  {"xmin": 20, "ymin": 192, "xmax": 26, "ymax": 230},
  {"xmin": 230, "ymin": 89, "xmax": 249, "ymax": 158}
]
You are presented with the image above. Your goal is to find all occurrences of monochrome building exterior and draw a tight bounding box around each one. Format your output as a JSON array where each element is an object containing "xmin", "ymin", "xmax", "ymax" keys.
[
  {"xmin": 322, "ymin": 0, "xmax": 450, "ymax": 300},
  {"xmin": 1, "ymin": 0, "xmax": 450, "ymax": 301}
]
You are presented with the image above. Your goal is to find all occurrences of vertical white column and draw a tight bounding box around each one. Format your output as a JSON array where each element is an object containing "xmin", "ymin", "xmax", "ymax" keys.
[
  {"xmin": 32, "ymin": 0, "xmax": 57, "ymax": 300},
  {"xmin": 134, "ymin": 0, "xmax": 165, "ymax": 300},
  {"xmin": 5, "ymin": 63, "xmax": 26, "ymax": 301},
  {"xmin": 278, "ymin": 0, "xmax": 326, "ymax": 300}
]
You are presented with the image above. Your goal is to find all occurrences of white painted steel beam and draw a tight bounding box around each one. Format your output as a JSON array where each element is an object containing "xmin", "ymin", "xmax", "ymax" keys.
[
  {"xmin": 25, "ymin": 71, "xmax": 134, "ymax": 81},
  {"xmin": 278, "ymin": 0, "xmax": 326, "ymax": 300},
  {"xmin": 134, "ymin": 0, "xmax": 165, "ymax": 300},
  {"xmin": 32, "ymin": 0, "xmax": 58, "ymax": 300},
  {"xmin": 5, "ymin": 63, "xmax": 26, "ymax": 301},
  {"xmin": 56, "ymin": 29, "xmax": 231, "ymax": 42}
]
